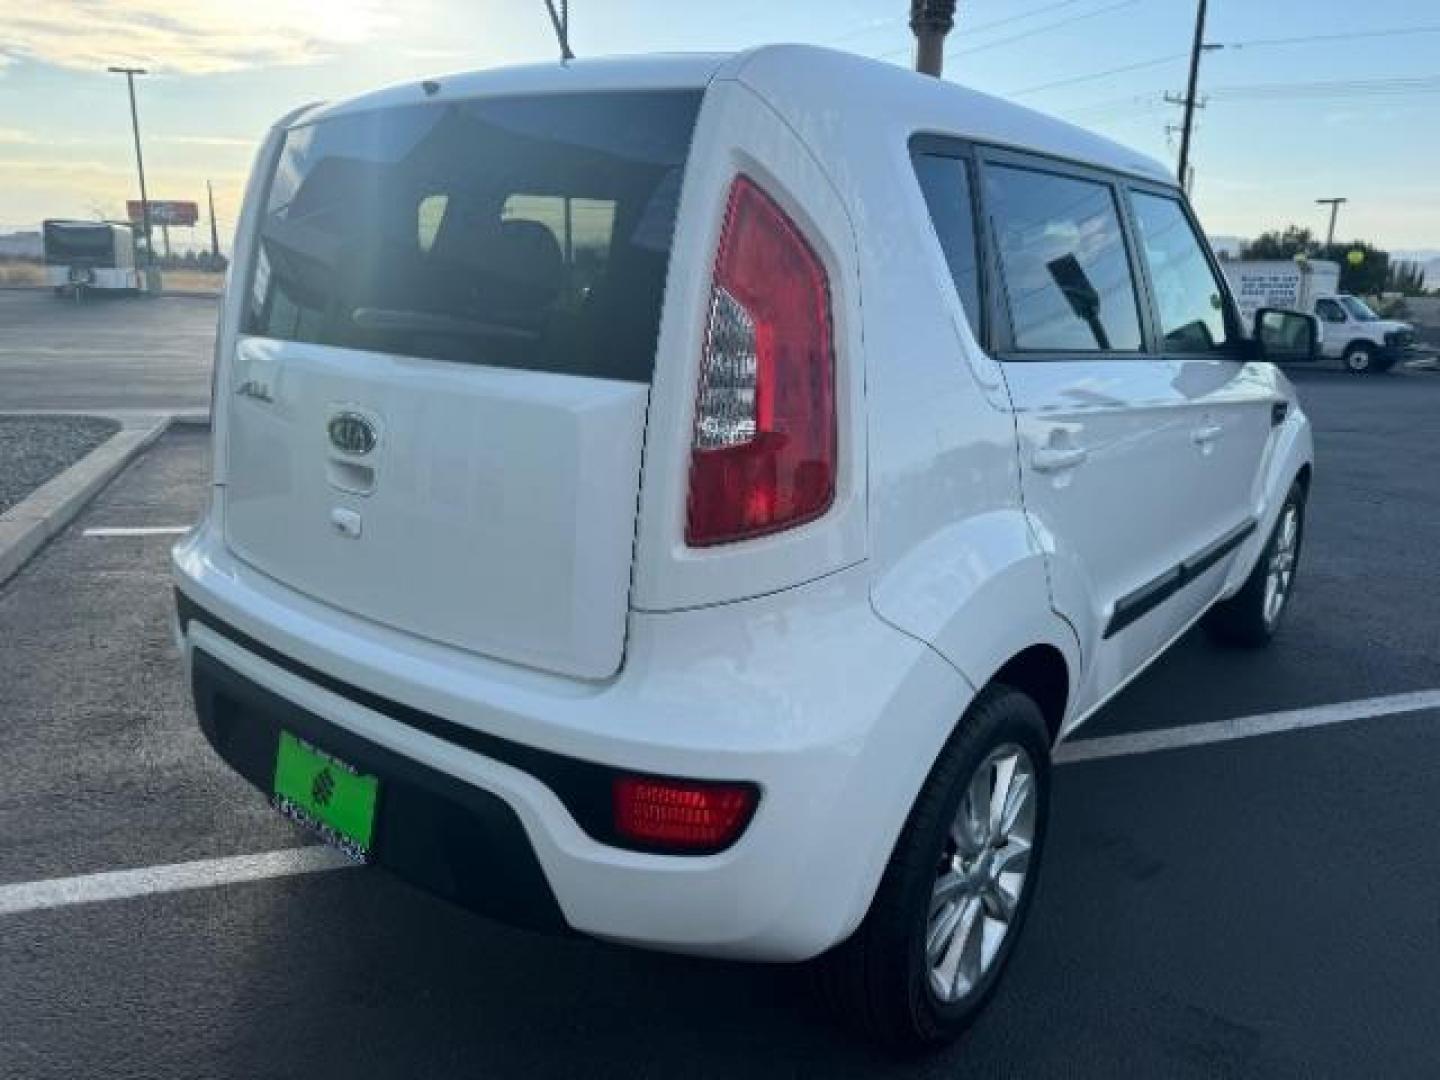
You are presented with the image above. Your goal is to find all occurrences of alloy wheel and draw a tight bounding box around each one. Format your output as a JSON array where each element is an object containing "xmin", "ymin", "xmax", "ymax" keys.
[
  {"xmin": 1263, "ymin": 503, "xmax": 1300, "ymax": 625},
  {"xmin": 925, "ymin": 743, "xmax": 1037, "ymax": 1005}
]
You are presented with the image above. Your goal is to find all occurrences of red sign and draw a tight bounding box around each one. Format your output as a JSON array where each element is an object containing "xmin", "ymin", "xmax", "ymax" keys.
[{"xmin": 126, "ymin": 200, "xmax": 199, "ymax": 227}]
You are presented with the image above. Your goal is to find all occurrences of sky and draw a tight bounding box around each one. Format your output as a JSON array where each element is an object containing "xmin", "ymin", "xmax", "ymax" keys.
[{"xmin": 1, "ymin": 0, "xmax": 1438, "ymax": 252}]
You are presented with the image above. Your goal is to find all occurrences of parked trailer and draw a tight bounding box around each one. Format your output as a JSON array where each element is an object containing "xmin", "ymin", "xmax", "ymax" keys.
[{"xmin": 42, "ymin": 220, "xmax": 142, "ymax": 299}]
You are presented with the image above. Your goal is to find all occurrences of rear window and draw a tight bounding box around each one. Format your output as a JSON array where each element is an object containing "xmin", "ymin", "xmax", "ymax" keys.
[
  {"xmin": 246, "ymin": 91, "xmax": 702, "ymax": 382},
  {"xmin": 43, "ymin": 223, "xmax": 117, "ymax": 265}
]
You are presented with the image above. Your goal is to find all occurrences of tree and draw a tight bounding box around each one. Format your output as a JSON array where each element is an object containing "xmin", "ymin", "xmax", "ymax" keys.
[
  {"xmin": 1386, "ymin": 259, "xmax": 1427, "ymax": 297},
  {"xmin": 1241, "ymin": 226, "xmax": 1316, "ymax": 260},
  {"xmin": 1240, "ymin": 226, "xmax": 1391, "ymax": 295}
]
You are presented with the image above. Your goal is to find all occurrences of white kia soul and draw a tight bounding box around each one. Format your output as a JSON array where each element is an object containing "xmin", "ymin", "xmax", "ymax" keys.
[{"xmin": 174, "ymin": 45, "xmax": 1316, "ymax": 1047}]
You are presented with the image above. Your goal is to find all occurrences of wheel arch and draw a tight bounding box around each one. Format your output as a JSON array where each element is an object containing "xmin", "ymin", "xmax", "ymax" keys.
[{"xmin": 991, "ymin": 644, "xmax": 1070, "ymax": 745}]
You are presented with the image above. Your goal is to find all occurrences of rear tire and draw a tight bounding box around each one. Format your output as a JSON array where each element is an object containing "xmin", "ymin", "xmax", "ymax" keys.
[
  {"xmin": 1205, "ymin": 481, "xmax": 1305, "ymax": 648},
  {"xmin": 1343, "ymin": 343, "xmax": 1378, "ymax": 374},
  {"xmin": 813, "ymin": 685, "xmax": 1050, "ymax": 1051}
]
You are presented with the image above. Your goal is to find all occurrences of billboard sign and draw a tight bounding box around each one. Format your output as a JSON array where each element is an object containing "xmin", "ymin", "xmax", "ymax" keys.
[{"xmin": 126, "ymin": 200, "xmax": 199, "ymax": 228}]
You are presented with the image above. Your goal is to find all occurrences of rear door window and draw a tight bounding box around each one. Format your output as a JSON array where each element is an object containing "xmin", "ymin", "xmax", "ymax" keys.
[
  {"xmin": 983, "ymin": 163, "xmax": 1143, "ymax": 353},
  {"xmin": 248, "ymin": 91, "xmax": 702, "ymax": 382}
]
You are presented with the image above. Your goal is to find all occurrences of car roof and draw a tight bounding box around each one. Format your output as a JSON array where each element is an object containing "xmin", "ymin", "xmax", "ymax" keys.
[{"xmin": 296, "ymin": 44, "xmax": 1172, "ymax": 186}]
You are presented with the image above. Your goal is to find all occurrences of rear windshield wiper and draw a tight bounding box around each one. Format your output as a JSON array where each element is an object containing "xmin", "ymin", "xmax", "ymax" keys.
[{"xmin": 350, "ymin": 307, "xmax": 538, "ymax": 343}]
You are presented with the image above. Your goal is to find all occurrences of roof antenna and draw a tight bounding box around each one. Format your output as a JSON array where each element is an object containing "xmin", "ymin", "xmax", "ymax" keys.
[{"xmin": 542, "ymin": 0, "xmax": 575, "ymax": 61}]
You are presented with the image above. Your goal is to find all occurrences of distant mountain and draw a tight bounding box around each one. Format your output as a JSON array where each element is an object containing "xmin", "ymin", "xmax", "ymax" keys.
[{"xmin": 1209, "ymin": 234, "xmax": 1245, "ymax": 258}]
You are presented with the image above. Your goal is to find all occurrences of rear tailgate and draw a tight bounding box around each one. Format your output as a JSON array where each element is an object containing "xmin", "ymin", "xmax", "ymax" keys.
[{"xmin": 224, "ymin": 88, "xmax": 703, "ymax": 680}]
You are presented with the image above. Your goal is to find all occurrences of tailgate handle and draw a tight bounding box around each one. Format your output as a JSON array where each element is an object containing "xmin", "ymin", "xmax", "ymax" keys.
[{"xmin": 327, "ymin": 459, "xmax": 375, "ymax": 495}]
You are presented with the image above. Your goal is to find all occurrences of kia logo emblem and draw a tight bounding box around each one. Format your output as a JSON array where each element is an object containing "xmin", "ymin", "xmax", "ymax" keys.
[{"xmin": 328, "ymin": 413, "xmax": 377, "ymax": 456}]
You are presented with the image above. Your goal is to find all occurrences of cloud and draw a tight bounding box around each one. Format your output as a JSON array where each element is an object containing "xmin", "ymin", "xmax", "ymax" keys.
[
  {"xmin": 0, "ymin": 0, "xmax": 393, "ymax": 74},
  {"xmin": 0, "ymin": 127, "xmax": 38, "ymax": 144}
]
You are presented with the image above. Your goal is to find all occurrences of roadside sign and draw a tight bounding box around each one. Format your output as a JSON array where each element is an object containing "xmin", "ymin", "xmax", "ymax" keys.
[{"xmin": 126, "ymin": 200, "xmax": 199, "ymax": 228}]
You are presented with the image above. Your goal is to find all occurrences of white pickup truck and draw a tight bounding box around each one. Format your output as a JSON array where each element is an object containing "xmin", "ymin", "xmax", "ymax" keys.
[{"xmin": 1221, "ymin": 258, "xmax": 1418, "ymax": 373}]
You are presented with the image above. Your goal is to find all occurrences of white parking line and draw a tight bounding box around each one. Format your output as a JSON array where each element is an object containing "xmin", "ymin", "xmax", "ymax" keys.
[
  {"xmin": 0, "ymin": 847, "xmax": 354, "ymax": 918},
  {"xmin": 84, "ymin": 526, "xmax": 191, "ymax": 537},
  {"xmin": 2, "ymin": 690, "xmax": 1437, "ymax": 918},
  {"xmin": 1055, "ymin": 689, "xmax": 1440, "ymax": 765}
]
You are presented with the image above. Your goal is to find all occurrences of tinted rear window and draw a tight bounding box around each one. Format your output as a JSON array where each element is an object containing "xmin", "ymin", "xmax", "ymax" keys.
[
  {"xmin": 44, "ymin": 224, "xmax": 117, "ymax": 264},
  {"xmin": 247, "ymin": 91, "xmax": 702, "ymax": 382}
]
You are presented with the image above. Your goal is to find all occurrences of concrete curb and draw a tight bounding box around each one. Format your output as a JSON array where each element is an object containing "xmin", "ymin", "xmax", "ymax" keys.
[{"xmin": 0, "ymin": 415, "xmax": 173, "ymax": 588}]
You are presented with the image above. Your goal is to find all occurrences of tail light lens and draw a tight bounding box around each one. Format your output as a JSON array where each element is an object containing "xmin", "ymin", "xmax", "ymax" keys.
[
  {"xmin": 685, "ymin": 176, "xmax": 835, "ymax": 546},
  {"xmin": 613, "ymin": 775, "xmax": 759, "ymax": 852}
]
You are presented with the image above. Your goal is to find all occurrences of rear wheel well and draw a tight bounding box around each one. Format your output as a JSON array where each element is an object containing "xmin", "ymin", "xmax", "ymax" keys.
[{"xmin": 991, "ymin": 646, "xmax": 1069, "ymax": 744}]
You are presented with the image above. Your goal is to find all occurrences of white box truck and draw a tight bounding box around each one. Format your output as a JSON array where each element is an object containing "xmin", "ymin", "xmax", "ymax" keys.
[{"xmin": 1221, "ymin": 257, "xmax": 1418, "ymax": 373}]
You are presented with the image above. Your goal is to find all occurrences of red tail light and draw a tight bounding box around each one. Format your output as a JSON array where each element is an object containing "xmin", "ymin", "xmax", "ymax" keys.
[
  {"xmin": 613, "ymin": 775, "xmax": 758, "ymax": 852},
  {"xmin": 685, "ymin": 175, "xmax": 835, "ymax": 546}
]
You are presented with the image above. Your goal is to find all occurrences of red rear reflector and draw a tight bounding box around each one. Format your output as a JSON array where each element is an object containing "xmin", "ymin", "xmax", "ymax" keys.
[
  {"xmin": 612, "ymin": 776, "xmax": 758, "ymax": 852},
  {"xmin": 686, "ymin": 175, "xmax": 835, "ymax": 546}
]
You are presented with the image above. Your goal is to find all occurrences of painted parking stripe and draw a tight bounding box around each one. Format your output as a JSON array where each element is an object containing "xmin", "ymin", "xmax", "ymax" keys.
[
  {"xmin": 1056, "ymin": 689, "xmax": 1440, "ymax": 765},
  {"xmin": 0, "ymin": 847, "xmax": 354, "ymax": 917},
  {"xmin": 84, "ymin": 526, "xmax": 191, "ymax": 537},
  {"xmin": 3, "ymin": 690, "xmax": 1438, "ymax": 918}
]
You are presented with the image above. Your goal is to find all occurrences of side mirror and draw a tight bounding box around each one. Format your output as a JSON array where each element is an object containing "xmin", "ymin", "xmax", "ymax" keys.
[{"xmin": 1254, "ymin": 308, "xmax": 1321, "ymax": 363}]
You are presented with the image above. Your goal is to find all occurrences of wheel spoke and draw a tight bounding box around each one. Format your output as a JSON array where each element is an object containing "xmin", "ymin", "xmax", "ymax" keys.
[
  {"xmin": 991, "ymin": 836, "xmax": 1031, "ymax": 877},
  {"xmin": 926, "ymin": 898, "xmax": 965, "ymax": 967},
  {"xmin": 934, "ymin": 895, "xmax": 982, "ymax": 994},
  {"xmin": 988, "ymin": 753, "xmax": 1017, "ymax": 838},
  {"xmin": 996, "ymin": 769, "xmax": 1033, "ymax": 838},
  {"xmin": 930, "ymin": 869, "xmax": 968, "ymax": 918},
  {"xmin": 985, "ymin": 873, "xmax": 1021, "ymax": 923}
]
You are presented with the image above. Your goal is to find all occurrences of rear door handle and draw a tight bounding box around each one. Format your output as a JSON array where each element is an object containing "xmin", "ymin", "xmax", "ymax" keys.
[
  {"xmin": 1032, "ymin": 445, "xmax": 1089, "ymax": 473},
  {"xmin": 1191, "ymin": 423, "xmax": 1224, "ymax": 446}
]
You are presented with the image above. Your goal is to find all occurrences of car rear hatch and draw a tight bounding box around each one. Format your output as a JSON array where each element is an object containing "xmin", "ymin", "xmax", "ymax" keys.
[{"xmin": 223, "ymin": 85, "xmax": 705, "ymax": 680}]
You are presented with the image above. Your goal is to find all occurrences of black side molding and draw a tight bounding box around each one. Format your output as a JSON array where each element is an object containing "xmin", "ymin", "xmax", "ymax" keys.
[{"xmin": 1104, "ymin": 520, "xmax": 1257, "ymax": 639}]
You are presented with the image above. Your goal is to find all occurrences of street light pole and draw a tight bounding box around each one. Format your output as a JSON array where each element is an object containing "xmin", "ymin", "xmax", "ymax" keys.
[
  {"xmin": 1317, "ymin": 197, "xmax": 1347, "ymax": 248},
  {"xmin": 910, "ymin": 0, "xmax": 957, "ymax": 78},
  {"xmin": 108, "ymin": 65, "xmax": 153, "ymax": 268}
]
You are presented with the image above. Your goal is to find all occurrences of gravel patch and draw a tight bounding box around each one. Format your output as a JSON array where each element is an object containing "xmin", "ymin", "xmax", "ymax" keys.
[{"xmin": 0, "ymin": 415, "xmax": 121, "ymax": 516}]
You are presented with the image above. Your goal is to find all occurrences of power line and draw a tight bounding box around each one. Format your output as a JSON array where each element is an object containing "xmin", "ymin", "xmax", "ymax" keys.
[
  {"xmin": 1214, "ymin": 24, "xmax": 1440, "ymax": 52},
  {"xmin": 1007, "ymin": 52, "xmax": 1185, "ymax": 96},
  {"xmin": 873, "ymin": 0, "xmax": 1101, "ymax": 61},
  {"xmin": 1206, "ymin": 74, "xmax": 1440, "ymax": 101},
  {"xmin": 948, "ymin": 0, "xmax": 1141, "ymax": 59}
]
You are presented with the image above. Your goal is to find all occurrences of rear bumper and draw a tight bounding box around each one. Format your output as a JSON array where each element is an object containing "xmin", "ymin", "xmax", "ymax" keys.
[
  {"xmin": 172, "ymin": 515, "xmax": 969, "ymax": 961},
  {"xmin": 191, "ymin": 645, "xmax": 569, "ymax": 933}
]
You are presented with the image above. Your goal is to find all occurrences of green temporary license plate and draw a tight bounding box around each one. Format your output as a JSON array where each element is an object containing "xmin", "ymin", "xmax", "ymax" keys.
[{"xmin": 272, "ymin": 732, "xmax": 379, "ymax": 862}]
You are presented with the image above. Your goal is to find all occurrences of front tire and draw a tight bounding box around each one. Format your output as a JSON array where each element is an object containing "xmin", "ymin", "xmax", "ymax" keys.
[
  {"xmin": 813, "ymin": 685, "xmax": 1050, "ymax": 1050},
  {"xmin": 1205, "ymin": 481, "xmax": 1305, "ymax": 647}
]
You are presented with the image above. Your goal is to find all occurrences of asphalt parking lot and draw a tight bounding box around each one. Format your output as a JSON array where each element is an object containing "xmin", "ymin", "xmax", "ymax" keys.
[
  {"xmin": 1, "ymin": 299, "xmax": 1437, "ymax": 1076},
  {"xmin": 0, "ymin": 290, "xmax": 216, "ymax": 413}
]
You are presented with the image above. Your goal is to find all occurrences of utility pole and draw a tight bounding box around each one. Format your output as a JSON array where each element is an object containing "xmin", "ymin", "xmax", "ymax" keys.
[
  {"xmin": 1173, "ymin": 0, "xmax": 1211, "ymax": 194},
  {"xmin": 542, "ymin": 0, "xmax": 574, "ymax": 61},
  {"xmin": 107, "ymin": 66, "xmax": 153, "ymax": 267},
  {"xmin": 1316, "ymin": 197, "xmax": 1347, "ymax": 248},
  {"xmin": 207, "ymin": 179, "xmax": 221, "ymax": 264},
  {"xmin": 910, "ymin": 0, "xmax": 957, "ymax": 77}
]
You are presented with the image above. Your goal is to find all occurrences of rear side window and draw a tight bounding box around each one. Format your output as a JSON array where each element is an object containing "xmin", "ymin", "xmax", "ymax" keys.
[
  {"xmin": 984, "ymin": 164, "xmax": 1143, "ymax": 353},
  {"xmin": 913, "ymin": 153, "xmax": 983, "ymax": 336},
  {"xmin": 1130, "ymin": 191, "xmax": 1230, "ymax": 353},
  {"xmin": 247, "ymin": 91, "xmax": 702, "ymax": 382}
]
